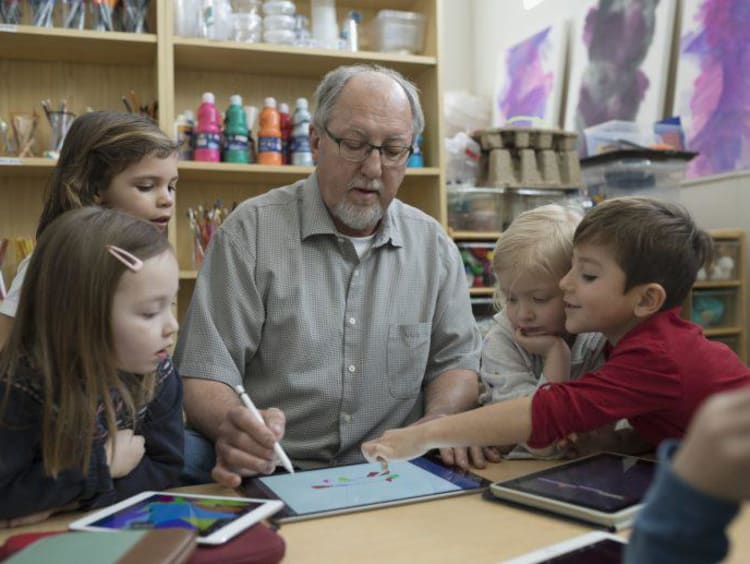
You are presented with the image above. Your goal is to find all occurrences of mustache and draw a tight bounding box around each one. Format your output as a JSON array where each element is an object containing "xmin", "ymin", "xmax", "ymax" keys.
[{"xmin": 348, "ymin": 178, "xmax": 384, "ymax": 192}]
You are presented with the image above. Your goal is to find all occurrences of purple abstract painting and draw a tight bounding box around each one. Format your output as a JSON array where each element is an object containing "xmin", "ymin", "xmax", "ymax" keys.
[
  {"xmin": 493, "ymin": 24, "xmax": 566, "ymax": 127},
  {"xmin": 565, "ymin": 0, "xmax": 675, "ymax": 138},
  {"xmin": 675, "ymin": 0, "xmax": 750, "ymax": 178}
]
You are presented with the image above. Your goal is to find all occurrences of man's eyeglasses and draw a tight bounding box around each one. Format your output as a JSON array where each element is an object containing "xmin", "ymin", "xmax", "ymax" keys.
[{"xmin": 324, "ymin": 126, "xmax": 413, "ymax": 167}]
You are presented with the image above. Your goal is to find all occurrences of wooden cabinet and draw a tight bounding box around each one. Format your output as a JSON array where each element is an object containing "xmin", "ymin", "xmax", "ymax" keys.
[
  {"xmin": 682, "ymin": 229, "xmax": 747, "ymax": 362},
  {"xmin": 0, "ymin": 0, "xmax": 445, "ymax": 319}
]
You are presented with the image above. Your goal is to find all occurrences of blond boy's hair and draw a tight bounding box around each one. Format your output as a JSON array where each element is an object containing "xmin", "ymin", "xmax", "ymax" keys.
[{"xmin": 492, "ymin": 204, "xmax": 582, "ymax": 308}]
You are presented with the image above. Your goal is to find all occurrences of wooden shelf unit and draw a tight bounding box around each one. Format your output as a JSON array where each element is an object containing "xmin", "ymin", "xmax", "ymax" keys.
[
  {"xmin": 0, "ymin": 0, "xmax": 445, "ymax": 317},
  {"xmin": 681, "ymin": 229, "xmax": 747, "ymax": 362}
]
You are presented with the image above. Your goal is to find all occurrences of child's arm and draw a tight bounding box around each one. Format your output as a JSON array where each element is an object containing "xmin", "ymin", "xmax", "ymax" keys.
[
  {"xmin": 512, "ymin": 330, "xmax": 571, "ymax": 383},
  {"xmin": 0, "ymin": 380, "xmax": 113, "ymax": 521},
  {"xmin": 111, "ymin": 364, "xmax": 184, "ymax": 499},
  {"xmin": 362, "ymin": 396, "xmax": 534, "ymax": 463}
]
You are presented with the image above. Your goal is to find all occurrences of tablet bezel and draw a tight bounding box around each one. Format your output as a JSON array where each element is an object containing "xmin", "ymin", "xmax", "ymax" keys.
[
  {"xmin": 489, "ymin": 452, "xmax": 656, "ymax": 529},
  {"xmin": 241, "ymin": 455, "xmax": 491, "ymax": 523},
  {"xmin": 68, "ymin": 491, "xmax": 284, "ymax": 545},
  {"xmin": 501, "ymin": 531, "xmax": 627, "ymax": 564}
]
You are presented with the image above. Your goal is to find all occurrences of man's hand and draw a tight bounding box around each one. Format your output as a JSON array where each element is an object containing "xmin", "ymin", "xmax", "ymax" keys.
[
  {"xmin": 673, "ymin": 387, "xmax": 750, "ymax": 501},
  {"xmin": 106, "ymin": 429, "xmax": 145, "ymax": 478},
  {"xmin": 211, "ymin": 405, "xmax": 286, "ymax": 488}
]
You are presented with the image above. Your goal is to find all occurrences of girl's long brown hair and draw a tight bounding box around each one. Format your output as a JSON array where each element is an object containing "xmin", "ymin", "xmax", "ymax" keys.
[{"xmin": 0, "ymin": 207, "xmax": 171, "ymax": 476}]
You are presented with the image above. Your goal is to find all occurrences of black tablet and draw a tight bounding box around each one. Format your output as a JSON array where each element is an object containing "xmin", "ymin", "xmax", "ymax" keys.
[
  {"xmin": 490, "ymin": 452, "xmax": 656, "ymax": 529},
  {"xmin": 242, "ymin": 455, "xmax": 491, "ymax": 523},
  {"xmin": 501, "ymin": 532, "xmax": 627, "ymax": 563}
]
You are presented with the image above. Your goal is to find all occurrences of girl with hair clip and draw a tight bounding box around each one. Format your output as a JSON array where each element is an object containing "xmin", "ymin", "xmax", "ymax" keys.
[
  {"xmin": 0, "ymin": 207, "xmax": 182, "ymax": 527},
  {"xmin": 0, "ymin": 111, "xmax": 178, "ymax": 348}
]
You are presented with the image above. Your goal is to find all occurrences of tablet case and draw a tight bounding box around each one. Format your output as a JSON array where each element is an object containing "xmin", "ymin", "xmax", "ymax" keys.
[
  {"xmin": 0, "ymin": 524, "xmax": 284, "ymax": 564},
  {"xmin": 1, "ymin": 529, "xmax": 197, "ymax": 564}
]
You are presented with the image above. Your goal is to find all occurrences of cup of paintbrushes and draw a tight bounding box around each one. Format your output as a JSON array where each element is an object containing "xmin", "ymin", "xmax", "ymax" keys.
[
  {"xmin": 11, "ymin": 113, "xmax": 38, "ymax": 158},
  {"xmin": 0, "ymin": 0, "xmax": 22, "ymax": 24},
  {"xmin": 62, "ymin": 0, "xmax": 86, "ymax": 29},
  {"xmin": 46, "ymin": 111, "xmax": 76, "ymax": 152},
  {"xmin": 30, "ymin": 0, "xmax": 56, "ymax": 27}
]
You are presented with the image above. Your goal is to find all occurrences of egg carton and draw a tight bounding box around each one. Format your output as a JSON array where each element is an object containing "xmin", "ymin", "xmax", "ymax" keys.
[{"xmin": 473, "ymin": 127, "xmax": 582, "ymax": 190}]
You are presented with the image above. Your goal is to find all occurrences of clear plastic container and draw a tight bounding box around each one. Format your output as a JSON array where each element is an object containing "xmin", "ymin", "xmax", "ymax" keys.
[
  {"xmin": 457, "ymin": 241, "xmax": 497, "ymax": 289},
  {"xmin": 263, "ymin": 13, "xmax": 295, "ymax": 30},
  {"xmin": 233, "ymin": 12, "xmax": 263, "ymax": 42},
  {"xmin": 447, "ymin": 186, "xmax": 505, "ymax": 232},
  {"xmin": 263, "ymin": 0, "xmax": 295, "ymax": 15},
  {"xmin": 583, "ymin": 120, "xmax": 648, "ymax": 156},
  {"xmin": 369, "ymin": 10, "xmax": 426, "ymax": 54},
  {"xmin": 581, "ymin": 150, "xmax": 692, "ymax": 204},
  {"xmin": 263, "ymin": 28, "xmax": 296, "ymax": 44}
]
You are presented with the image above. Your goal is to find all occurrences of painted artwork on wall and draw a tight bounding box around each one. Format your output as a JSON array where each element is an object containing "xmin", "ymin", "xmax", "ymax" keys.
[
  {"xmin": 492, "ymin": 23, "xmax": 567, "ymax": 127},
  {"xmin": 674, "ymin": 0, "xmax": 750, "ymax": 179},
  {"xmin": 564, "ymin": 0, "xmax": 676, "ymax": 141}
]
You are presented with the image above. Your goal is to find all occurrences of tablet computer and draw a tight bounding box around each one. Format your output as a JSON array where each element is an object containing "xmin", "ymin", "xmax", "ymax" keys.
[
  {"xmin": 68, "ymin": 491, "xmax": 284, "ymax": 545},
  {"xmin": 501, "ymin": 531, "xmax": 627, "ymax": 563},
  {"xmin": 489, "ymin": 452, "xmax": 656, "ymax": 530},
  {"xmin": 242, "ymin": 455, "xmax": 491, "ymax": 523}
]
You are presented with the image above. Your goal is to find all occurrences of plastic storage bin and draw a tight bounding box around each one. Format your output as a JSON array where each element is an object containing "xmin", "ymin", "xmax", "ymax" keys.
[
  {"xmin": 369, "ymin": 10, "xmax": 426, "ymax": 54},
  {"xmin": 707, "ymin": 240, "xmax": 740, "ymax": 281},
  {"xmin": 456, "ymin": 241, "xmax": 496, "ymax": 289},
  {"xmin": 447, "ymin": 186, "xmax": 505, "ymax": 232},
  {"xmin": 580, "ymin": 149, "xmax": 695, "ymax": 204},
  {"xmin": 583, "ymin": 120, "xmax": 647, "ymax": 156},
  {"xmin": 691, "ymin": 289, "xmax": 737, "ymax": 328}
]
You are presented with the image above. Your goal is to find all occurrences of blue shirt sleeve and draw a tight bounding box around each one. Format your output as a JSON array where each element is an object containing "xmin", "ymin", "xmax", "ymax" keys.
[{"xmin": 625, "ymin": 440, "xmax": 740, "ymax": 564}]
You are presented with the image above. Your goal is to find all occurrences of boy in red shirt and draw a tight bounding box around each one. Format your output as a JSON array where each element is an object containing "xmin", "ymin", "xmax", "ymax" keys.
[{"xmin": 363, "ymin": 197, "xmax": 750, "ymax": 462}]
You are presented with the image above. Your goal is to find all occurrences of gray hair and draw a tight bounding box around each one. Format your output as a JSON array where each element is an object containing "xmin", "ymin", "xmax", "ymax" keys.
[{"xmin": 312, "ymin": 64, "xmax": 425, "ymax": 142}]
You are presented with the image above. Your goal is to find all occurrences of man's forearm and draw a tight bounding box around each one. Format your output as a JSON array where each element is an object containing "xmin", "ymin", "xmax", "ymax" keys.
[
  {"xmin": 424, "ymin": 369, "xmax": 480, "ymax": 417},
  {"xmin": 182, "ymin": 378, "xmax": 241, "ymax": 442}
]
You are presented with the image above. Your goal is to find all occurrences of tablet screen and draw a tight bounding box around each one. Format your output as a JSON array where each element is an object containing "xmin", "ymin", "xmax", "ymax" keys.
[
  {"xmin": 499, "ymin": 453, "xmax": 655, "ymax": 513},
  {"xmin": 244, "ymin": 456, "xmax": 488, "ymax": 520},
  {"xmin": 534, "ymin": 539, "xmax": 624, "ymax": 563},
  {"xmin": 86, "ymin": 493, "xmax": 266, "ymax": 536}
]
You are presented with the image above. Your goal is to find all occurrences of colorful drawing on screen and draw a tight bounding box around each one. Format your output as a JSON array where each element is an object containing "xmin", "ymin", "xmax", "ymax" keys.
[
  {"xmin": 311, "ymin": 470, "xmax": 400, "ymax": 489},
  {"xmin": 95, "ymin": 494, "xmax": 250, "ymax": 533}
]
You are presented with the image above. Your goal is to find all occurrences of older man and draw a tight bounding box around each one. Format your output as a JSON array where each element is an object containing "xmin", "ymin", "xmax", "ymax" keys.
[{"xmin": 175, "ymin": 64, "xmax": 484, "ymax": 487}]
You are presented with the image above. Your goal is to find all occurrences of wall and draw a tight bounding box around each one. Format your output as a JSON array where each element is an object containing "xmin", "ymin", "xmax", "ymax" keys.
[{"xmin": 438, "ymin": 0, "xmax": 750, "ymax": 353}]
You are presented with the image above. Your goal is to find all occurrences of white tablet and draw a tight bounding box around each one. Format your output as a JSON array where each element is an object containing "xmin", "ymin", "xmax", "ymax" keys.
[
  {"xmin": 489, "ymin": 452, "xmax": 656, "ymax": 530},
  {"xmin": 69, "ymin": 491, "xmax": 284, "ymax": 545},
  {"xmin": 242, "ymin": 455, "xmax": 491, "ymax": 523},
  {"xmin": 500, "ymin": 532, "xmax": 627, "ymax": 563}
]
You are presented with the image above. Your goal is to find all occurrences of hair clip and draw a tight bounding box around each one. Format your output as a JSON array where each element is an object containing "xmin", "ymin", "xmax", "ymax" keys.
[{"xmin": 106, "ymin": 244, "xmax": 143, "ymax": 272}]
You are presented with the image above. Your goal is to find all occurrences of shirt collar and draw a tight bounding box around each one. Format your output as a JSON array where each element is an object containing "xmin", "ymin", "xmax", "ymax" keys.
[{"xmin": 300, "ymin": 171, "xmax": 403, "ymax": 249}]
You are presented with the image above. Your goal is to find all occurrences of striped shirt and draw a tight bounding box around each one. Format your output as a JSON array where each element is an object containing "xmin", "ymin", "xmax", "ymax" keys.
[{"xmin": 174, "ymin": 173, "xmax": 481, "ymax": 467}]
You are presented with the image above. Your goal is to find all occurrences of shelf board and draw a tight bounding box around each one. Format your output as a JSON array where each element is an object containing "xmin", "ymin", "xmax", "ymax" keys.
[
  {"xmin": 0, "ymin": 25, "xmax": 156, "ymax": 65},
  {"xmin": 179, "ymin": 270, "xmax": 198, "ymax": 280},
  {"xmin": 693, "ymin": 280, "xmax": 741, "ymax": 289},
  {"xmin": 0, "ymin": 157, "xmax": 56, "ymax": 177},
  {"xmin": 177, "ymin": 161, "xmax": 439, "ymax": 184},
  {"xmin": 469, "ymin": 287, "xmax": 495, "ymax": 296},
  {"xmin": 173, "ymin": 38, "xmax": 436, "ymax": 77},
  {"xmin": 703, "ymin": 327, "xmax": 743, "ymax": 337},
  {"xmin": 449, "ymin": 230, "xmax": 502, "ymax": 241}
]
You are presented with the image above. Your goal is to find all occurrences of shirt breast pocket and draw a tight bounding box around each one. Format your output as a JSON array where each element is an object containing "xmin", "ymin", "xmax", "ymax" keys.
[{"xmin": 387, "ymin": 323, "xmax": 432, "ymax": 399}]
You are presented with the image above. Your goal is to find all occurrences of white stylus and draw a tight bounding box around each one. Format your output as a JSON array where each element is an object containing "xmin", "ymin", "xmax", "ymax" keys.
[{"xmin": 235, "ymin": 384, "xmax": 295, "ymax": 474}]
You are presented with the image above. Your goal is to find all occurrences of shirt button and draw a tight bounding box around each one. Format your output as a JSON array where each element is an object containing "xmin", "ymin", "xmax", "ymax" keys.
[
  {"xmin": 348, "ymin": 317, "xmax": 356, "ymax": 325},
  {"xmin": 348, "ymin": 364, "xmax": 356, "ymax": 373},
  {"xmin": 341, "ymin": 413, "xmax": 352, "ymax": 423}
]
